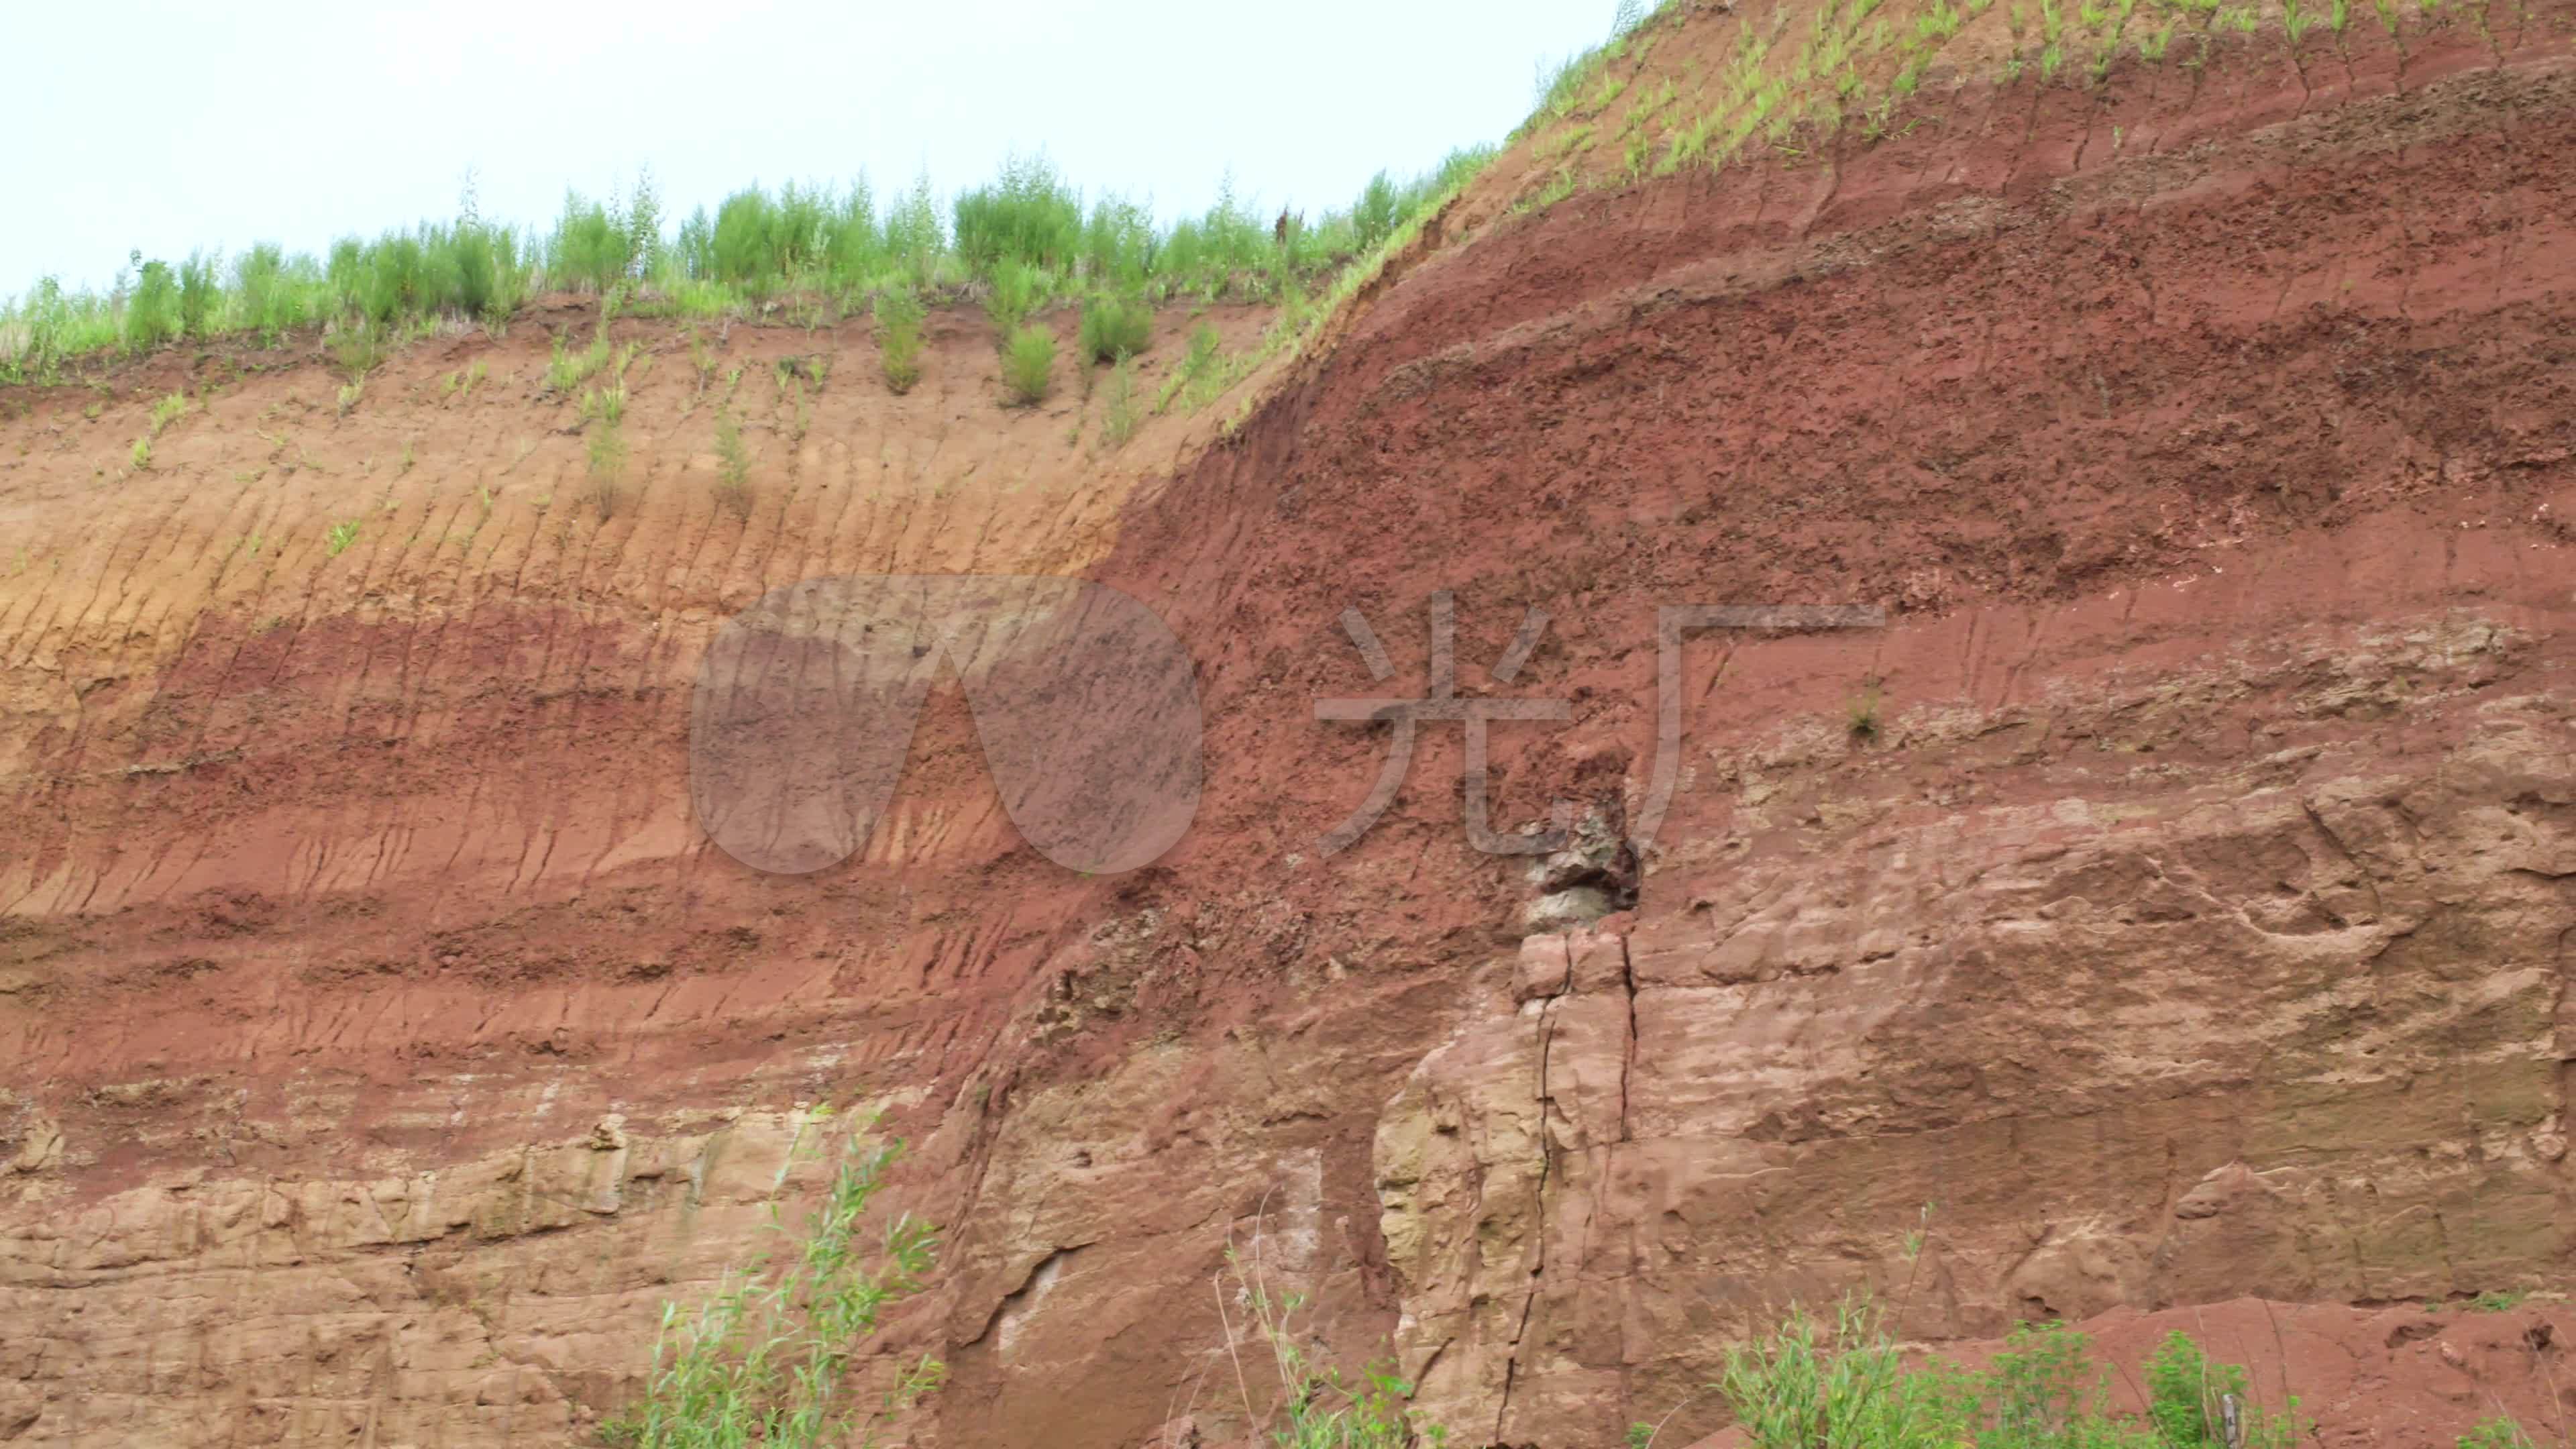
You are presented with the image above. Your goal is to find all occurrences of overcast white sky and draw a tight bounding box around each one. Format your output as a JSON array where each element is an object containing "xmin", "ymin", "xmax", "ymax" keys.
[{"xmin": 4, "ymin": 1, "xmax": 1620, "ymax": 296}]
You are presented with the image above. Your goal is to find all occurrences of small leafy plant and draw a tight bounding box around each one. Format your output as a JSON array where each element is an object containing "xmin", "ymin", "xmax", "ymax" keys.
[
  {"xmin": 713, "ymin": 407, "xmax": 753, "ymax": 518},
  {"xmin": 1847, "ymin": 682, "xmax": 1884, "ymax": 744},
  {"xmin": 587, "ymin": 420, "xmax": 627, "ymax": 518},
  {"xmin": 2460, "ymin": 1418, "xmax": 2540, "ymax": 1449},
  {"xmin": 1000, "ymin": 324, "xmax": 1056, "ymax": 407},
  {"xmin": 600, "ymin": 1132, "xmax": 942, "ymax": 1449},
  {"xmin": 1718, "ymin": 1299, "xmax": 1974, "ymax": 1448},
  {"xmin": 2139, "ymin": 1330, "xmax": 2303, "ymax": 1448},
  {"xmin": 875, "ymin": 290, "xmax": 924, "ymax": 394},
  {"xmin": 580, "ymin": 383, "xmax": 627, "ymax": 426},
  {"xmin": 1712, "ymin": 1299, "xmax": 2303, "ymax": 1449},
  {"xmin": 1218, "ymin": 1234, "xmax": 1448, "ymax": 1449},
  {"xmin": 1077, "ymin": 294, "xmax": 1151, "ymax": 364},
  {"xmin": 1098, "ymin": 356, "xmax": 1140, "ymax": 447}
]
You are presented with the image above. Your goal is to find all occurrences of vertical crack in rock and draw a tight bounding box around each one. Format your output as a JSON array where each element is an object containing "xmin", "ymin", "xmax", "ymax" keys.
[
  {"xmin": 1496, "ymin": 948, "xmax": 1566, "ymax": 1444},
  {"xmin": 1618, "ymin": 933, "xmax": 1639, "ymax": 1146}
]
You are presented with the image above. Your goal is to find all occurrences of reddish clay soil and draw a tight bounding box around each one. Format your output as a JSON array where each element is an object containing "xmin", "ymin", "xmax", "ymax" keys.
[{"xmin": 2, "ymin": 5, "xmax": 2575, "ymax": 1446}]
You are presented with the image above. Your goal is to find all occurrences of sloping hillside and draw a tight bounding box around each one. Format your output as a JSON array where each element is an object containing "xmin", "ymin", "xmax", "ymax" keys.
[{"xmin": 3, "ymin": 0, "xmax": 2575, "ymax": 1444}]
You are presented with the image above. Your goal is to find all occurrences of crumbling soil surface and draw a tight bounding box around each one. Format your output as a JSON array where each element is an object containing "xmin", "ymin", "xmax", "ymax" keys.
[{"xmin": 2, "ymin": 7, "xmax": 2574, "ymax": 1446}]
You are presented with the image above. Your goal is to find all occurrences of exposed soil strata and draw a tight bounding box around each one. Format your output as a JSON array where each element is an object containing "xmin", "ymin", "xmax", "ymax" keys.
[{"xmin": 2, "ymin": 10, "xmax": 2575, "ymax": 1449}]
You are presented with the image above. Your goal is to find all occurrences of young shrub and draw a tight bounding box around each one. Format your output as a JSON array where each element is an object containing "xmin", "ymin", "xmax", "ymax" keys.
[
  {"xmin": 1000, "ymin": 324, "xmax": 1056, "ymax": 407},
  {"xmin": 1183, "ymin": 321, "xmax": 1221, "ymax": 378},
  {"xmin": 983, "ymin": 259, "xmax": 1046, "ymax": 340},
  {"xmin": 1077, "ymin": 294, "xmax": 1151, "ymax": 364},
  {"xmin": 545, "ymin": 327, "xmax": 613, "ymax": 394},
  {"xmin": 2143, "ymin": 1332, "xmax": 2302, "ymax": 1447},
  {"xmin": 1099, "ymin": 356, "xmax": 1140, "ymax": 447},
  {"xmin": 951, "ymin": 152, "xmax": 1083, "ymax": 272},
  {"xmin": 178, "ymin": 252, "xmax": 220, "ymax": 339},
  {"xmin": 601, "ymin": 1134, "xmax": 942, "ymax": 1449},
  {"xmin": 233, "ymin": 244, "xmax": 309, "ymax": 345},
  {"xmin": 712, "ymin": 407, "xmax": 753, "ymax": 519},
  {"xmin": 1081, "ymin": 194, "xmax": 1155, "ymax": 290},
  {"xmin": 706, "ymin": 188, "xmax": 782, "ymax": 290},
  {"xmin": 123, "ymin": 257, "xmax": 181, "ymax": 355},
  {"xmin": 588, "ymin": 421, "xmax": 626, "ymax": 476},
  {"xmin": 548, "ymin": 189, "xmax": 631, "ymax": 292},
  {"xmin": 1218, "ymin": 1236, "xmax": 1449, "ymax": 1449},
  {"xmin": 1847, "ymin": 683, "xmax": 1885, "ymax": 743},
  {"xmin": 882, "ymin": 171, "xmax": 945, "ymax": 284},
  {"xmin": 331, "ymin": 323, "xmax": 388, "ymax": 382},
  {"xmin": 819, "ymin": 177, "xmax": 885, "ymax": 289},
  {"xmin": 874, "ymin": 289, "xmax": 924, "ymax": 394},
  {"xmin": 1351, "ymin": 170, "xmax": 1403, "ymax": 254},
  {"xmin": 1981, "ymin": 1320, "xmax": 2128, "ymax": 1442},
  {"xmin": 580, "ymin": 383, "xmax": 627, "ymax": 427},
  {"xmin": 1717, "ymin": 1298, "xmax": 1974, "ymax": 1448}
]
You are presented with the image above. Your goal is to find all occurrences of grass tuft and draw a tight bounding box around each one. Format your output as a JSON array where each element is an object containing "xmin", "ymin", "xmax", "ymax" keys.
[
  {"xmin": 712, "ymin": 407, "xmax": 753, "ymax": 518},
  {"xmin": 547, "ymin": 327, "xmax": 614, "ymax": 394},
  {"xmin": 1846, "ymin": 682, "xmax": 1884, "ymax": 744},
  {"xmin": 587, "ymin": 418, "xmax": 627, "ymax": 518},
  {"xmin": 1000, "ymin": 324, "xmax": 1056, "ymax": 407},
  {"xmin": 1077, "ymin": 294, "xmax": 1151, "ymax": 364},
  {"xmin": 1709, "ymin": 1298, "xmax": 2306, "ymax": 1448},
  {"xmin": 1098, "ymin": 355, "xmax": 1140, "ymax": 447},
  {"xmin": 983, "ymin": 260, "xmax": 1050, "ymax": 341},
  {"xmin": 875, "ymin": 290, "xmax": 924, "ymax": 394},
  {"xmin": 3, "ymin": 135, "xmax": 1493, "ymax": 392},
  {"xmin": 580, "ymin": 383, "xmax": 628, "ymax": 427}
]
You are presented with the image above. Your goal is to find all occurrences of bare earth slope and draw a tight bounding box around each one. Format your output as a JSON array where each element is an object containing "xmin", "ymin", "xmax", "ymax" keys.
[{"xmin": 4, "ymin": 5, "xmax": 2576, "ymax": 1446}]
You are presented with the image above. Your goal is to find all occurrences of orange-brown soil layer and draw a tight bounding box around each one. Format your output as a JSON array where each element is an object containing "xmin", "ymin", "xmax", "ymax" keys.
[{"xmin": 3, "ymin": 7, "xmax": 2575, "ymax": 1446}]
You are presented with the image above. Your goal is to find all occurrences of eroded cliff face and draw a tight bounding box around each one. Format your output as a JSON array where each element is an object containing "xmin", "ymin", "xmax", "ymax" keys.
[
  {"xmin": 1376, "ymin": 619, "xmax": 2576, "ymax": 1441},
  {"xmin": 4, "ymin": 5, "xmax": 2575, "ymax": 1446}
]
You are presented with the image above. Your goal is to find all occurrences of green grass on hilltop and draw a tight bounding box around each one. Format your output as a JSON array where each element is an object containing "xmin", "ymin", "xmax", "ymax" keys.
[{"xmin": 0, "ymin": 146, "xmax": 1495, "ymax": 388}]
